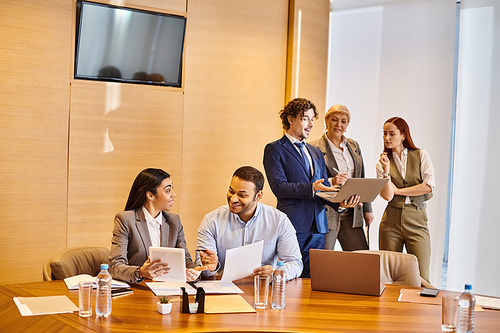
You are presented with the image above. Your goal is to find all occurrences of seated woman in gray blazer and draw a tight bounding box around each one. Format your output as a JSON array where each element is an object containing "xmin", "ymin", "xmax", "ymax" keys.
[{"xmin": 109, "ymin": 168, "xmax": 218, "ymax": 283}]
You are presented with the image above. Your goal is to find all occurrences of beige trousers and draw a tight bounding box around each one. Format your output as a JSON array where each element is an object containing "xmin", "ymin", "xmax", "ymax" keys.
[{"xmin": 379, "ymin": 204, "xmax": 431, "ymax": 283}]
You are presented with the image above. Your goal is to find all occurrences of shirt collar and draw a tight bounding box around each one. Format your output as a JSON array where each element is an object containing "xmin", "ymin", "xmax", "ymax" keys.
[
  {"xmin": 340, "ymin": 137, "xmax": 348, "ymax": 148},
  {"xmin": 285, "ymin": 132, "xmax": 305, "ymax": 145},
  {"xmin": 232, "ymin": 202, "xmax": 262, "ymax": 225},
  {"xmin": 326, "ymin": 134, "xmax": 347, "ymax": 149},
  {"xmin": 142, "ymin": 206, "xmax": 162, "ymax": 228},
  {"xmin": 392, "ymin": 147, "xmax": 408, "ymax": 159}
]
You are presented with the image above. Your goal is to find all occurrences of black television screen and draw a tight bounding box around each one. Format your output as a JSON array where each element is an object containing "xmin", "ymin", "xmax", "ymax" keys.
[{"xmin": 74, "ymin": 1, "xmax": 186, "ymax": 87}]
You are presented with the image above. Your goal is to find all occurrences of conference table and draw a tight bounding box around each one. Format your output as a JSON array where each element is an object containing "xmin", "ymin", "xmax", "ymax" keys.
[{"xmin": 1, "ymin": 277, "xmax": 499, "ymax": 332}]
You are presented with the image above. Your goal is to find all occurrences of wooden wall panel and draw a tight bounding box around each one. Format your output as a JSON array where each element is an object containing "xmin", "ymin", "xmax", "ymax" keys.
[
  {"xmin": 93, "ymin": 0, "xmax": 186, "ymax": 15},
  {"xmin": 68, "ymin": 81, "xmax": 184, "ymax": 247},
  {"xmin": 287, "ymin": 0, "xmax": 330, "ymax": 139},
  {"xmin": 67, "ymin": 0, "xmax": 186, "ymax": 249},
  {"xmin": 180, "ymin": 0, "xmax": 289, "ymax": 252},
  {"xmin": 0, "ymin": 0, "xmax": 72, "ymax": 283},
  {"xmin": 0, "ymin": 0, "xmax": 329, "ymax": 283}
]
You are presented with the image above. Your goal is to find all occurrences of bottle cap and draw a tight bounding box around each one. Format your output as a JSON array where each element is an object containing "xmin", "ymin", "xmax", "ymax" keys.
[
  {"xmin": 101, "ymin": 263, "xmax": 109, "ymax": 270},
  {"xmin": 277, "ymin": 261, "xmax": 284, "ymax": 267},
  {"xmin": 464, "ymin": 284, "xmax": 472, "ymax": 290}
]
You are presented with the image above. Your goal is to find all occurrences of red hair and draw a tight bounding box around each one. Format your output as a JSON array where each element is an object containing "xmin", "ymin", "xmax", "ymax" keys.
[{"xmin": 383, "ymin": 117, "xmax": 418, "ymax": 156}]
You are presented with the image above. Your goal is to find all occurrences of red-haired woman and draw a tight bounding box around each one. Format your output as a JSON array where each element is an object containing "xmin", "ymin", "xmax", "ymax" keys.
[{"xmin": 377, "ymin": 117, "xmax": 435, "ymax": 283}]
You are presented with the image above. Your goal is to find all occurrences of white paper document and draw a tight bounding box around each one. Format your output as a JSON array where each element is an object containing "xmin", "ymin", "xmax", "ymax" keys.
[
  {"xmin": 146, "ymin": 281, "xmax": 194, "ymax": 296},
  {"xmin": 146, "ymin": 280, "xmax": 243, "ymax": 296},
  {"xmin": 476, "ymin": 295, "xmax": 500, "ymax": 310},
  {"xmin": 221, "ymin": 241, "xmax": 263, "ymax": 282},
  {"xmin": 195, "ymin": 281, "xmax": 244, "ymax": 294},
  {"xmin": 14, "ymin": 295, "xmax": 78, "ymax": 316},
  {"xmin": 63, "ymin": 274, "xmax": 130, "ymax": 290},
  {"xmin": 149, "ymin": 246, "xmax": 186, "ymax": 283}
]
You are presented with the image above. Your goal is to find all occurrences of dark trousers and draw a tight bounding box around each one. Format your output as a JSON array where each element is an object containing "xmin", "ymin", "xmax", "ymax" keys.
[
  {"xmin": 296, "ymin": 227, "xmax": 326, "ymax": 278},
  {"xmin": 325, "ymin": 209, "xmax": 369, "ymax": 251}
]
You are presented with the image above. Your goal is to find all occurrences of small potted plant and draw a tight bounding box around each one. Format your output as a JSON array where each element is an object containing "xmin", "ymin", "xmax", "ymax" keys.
[{"xmin": 157, "ymin": 296, "xmax": 172, "ymax": 314}]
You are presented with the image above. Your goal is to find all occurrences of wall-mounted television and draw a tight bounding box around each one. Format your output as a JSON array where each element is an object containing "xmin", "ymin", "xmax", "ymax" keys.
[{"xmin": 74, "ymin": 1, "xmax": 186, "ymax": 87}]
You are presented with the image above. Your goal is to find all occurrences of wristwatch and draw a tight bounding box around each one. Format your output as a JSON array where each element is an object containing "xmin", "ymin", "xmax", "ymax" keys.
[
  {"xmin": 382, "ymin": 172, "xmax": 390, "ymax": 178},
  {"xmin": 134, "ymin": 267, "xmax": 144, "ymax": 282},
  {"xmin": 337, "ymin": 206, "xmax": 347, "ymax": 213}
]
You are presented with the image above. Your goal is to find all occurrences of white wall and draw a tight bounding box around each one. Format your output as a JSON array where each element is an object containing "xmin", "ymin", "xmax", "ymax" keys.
[
  {"xmin": 447, "ymin": 0, "xmax": 500, "ymax": 297},
  {"xmin": 326, "ymin": 0, "xmax": 456, "ymax": 287}
]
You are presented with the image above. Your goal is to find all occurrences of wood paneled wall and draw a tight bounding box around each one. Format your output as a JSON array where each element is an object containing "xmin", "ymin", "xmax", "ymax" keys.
[
  {"xmin": 0, "ymin": 0, "xmax": 72, "ymax": 283},
  {"xmin": 0, "ymin": 0, "xmax": 330, "ymax": 283},
  {"xmin": 287, "ymin": 0, "xmax": 330, "ymax": 139},
  {"xmin": 180, "ymin": 0, "xmax": 289, "ymax": 252},
  {"xmin": 67, "ymin": 82, "xmax": 184, "ymax": 247}
]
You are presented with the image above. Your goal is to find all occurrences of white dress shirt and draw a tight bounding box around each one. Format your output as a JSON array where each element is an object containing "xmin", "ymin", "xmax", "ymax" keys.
[
  {"xmin": 142, "ymin": 206, "xmax": 162, "ymax": 247},
  {"xmin": 326, "ymin": 136, "xmax": 355, "ymax": 178},
  {"xmin": 376, "ymin": 148, "xmax": 435, "ymax": 203}
]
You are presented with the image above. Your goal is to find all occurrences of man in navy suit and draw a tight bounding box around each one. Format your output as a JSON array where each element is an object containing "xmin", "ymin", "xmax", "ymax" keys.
[{"xmin": 263, "ymin": 98, "xmax": 359, "ymax": 277}]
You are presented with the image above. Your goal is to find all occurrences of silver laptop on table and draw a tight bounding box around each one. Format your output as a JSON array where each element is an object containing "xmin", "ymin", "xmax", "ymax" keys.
[{"xmin": 310, "ymin": 249, "xmax": 385, "ymax": 296}]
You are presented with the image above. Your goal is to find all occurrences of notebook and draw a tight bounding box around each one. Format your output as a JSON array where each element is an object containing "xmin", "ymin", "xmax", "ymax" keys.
[{"xmin": 310, "ymin": 249, "xmax": 385, "ymax": 296}]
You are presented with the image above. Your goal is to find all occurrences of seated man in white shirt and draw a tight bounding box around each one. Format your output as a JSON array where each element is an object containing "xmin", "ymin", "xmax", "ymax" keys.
[{"xmin": 196, "ymin": 166, "xmax": 303, "ymax": 280}]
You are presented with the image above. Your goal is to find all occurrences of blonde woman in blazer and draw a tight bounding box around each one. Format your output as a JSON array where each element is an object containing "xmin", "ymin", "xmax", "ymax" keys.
[{"xmin": 309, "ymin": 105, "xmax": 374, "ymax": 251}]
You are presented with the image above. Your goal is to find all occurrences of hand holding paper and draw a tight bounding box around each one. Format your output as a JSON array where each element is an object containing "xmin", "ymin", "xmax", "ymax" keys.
[{"xmin": 221, "ymin": 241, "xmax": 264, "ymax": 282}]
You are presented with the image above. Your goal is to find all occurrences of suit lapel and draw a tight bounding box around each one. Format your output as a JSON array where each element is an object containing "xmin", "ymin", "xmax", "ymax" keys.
[
  {"xmin": 305, "ymin": 142, "xmax": 319, "ymax": 180},
  {"xmin": 280, "ymin": 136, "xmax": 311, "ymax": 177},
  {"xmin": 321, "ymin": 134, "xmax": 339, "ymax": 178},
  {"xmin": 345, "ymin": 139, "xmax": 361, "ymax": 177},
  {"xmin": 135, "ymin": 209, "xmax": 152, "ymax": 252},
  {"xmin": 160, "ymin": 212, "xmax": 170, "ymax": 247}
]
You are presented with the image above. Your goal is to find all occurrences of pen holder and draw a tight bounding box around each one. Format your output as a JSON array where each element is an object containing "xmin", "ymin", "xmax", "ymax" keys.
[{"xmin": 181, "ymin": 286, "xmax": 205, "ymax": 313}]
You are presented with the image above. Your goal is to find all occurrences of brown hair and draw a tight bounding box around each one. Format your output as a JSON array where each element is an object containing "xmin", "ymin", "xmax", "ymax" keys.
[
  {"xmin": 279, "ymin": 98, "xmax": 318, "ymax": 130},
  {"xmin": 383, "ymin": 117, "xmax": 418, "ymax": 156}
]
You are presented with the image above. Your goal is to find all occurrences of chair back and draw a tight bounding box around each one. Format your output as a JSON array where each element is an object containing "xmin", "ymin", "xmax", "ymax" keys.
[
  {"xmin": 43, "ymin": 246, "xmax": 110, "ymax": 281},
  {"xmin": 355, "ymin": 250, "xmax": 421, "ymax": 287}
]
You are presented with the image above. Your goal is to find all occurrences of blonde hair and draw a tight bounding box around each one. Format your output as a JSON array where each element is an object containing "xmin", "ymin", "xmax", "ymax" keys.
[{"xmin": 325, "ymin": 104, "xmax": 351, "ymax": 130}]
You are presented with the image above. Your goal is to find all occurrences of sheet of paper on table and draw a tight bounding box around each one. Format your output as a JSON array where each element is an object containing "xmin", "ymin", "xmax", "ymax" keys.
[
  {"xmin": 13, "ymin": 295, "xmax": 78, "ymax": 316},
  {"xmin": 476, "ymin": 295, "xmax": 500, "ymax": 310},
  {"xmin": 398, "ymin": 289, "xmax": 485, "ymax": 311},
  {"xmin": 146, "ymin": 280, "xmax": 243, "ymax": 296}
]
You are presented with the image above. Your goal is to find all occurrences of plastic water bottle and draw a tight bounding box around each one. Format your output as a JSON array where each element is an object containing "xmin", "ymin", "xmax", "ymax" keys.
[
  {"xmin": 271, "ymin": 261, "xmax": 286, "ymax": 310},
  {"xmin": 457, "ymin": 284, "xmax": 475, "ymax": 333},
  {"xmin": 96, "ymin": 263, "xmax": 112, "ymax": 317}
]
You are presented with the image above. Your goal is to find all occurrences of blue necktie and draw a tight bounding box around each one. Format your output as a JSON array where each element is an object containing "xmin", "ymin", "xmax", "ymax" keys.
[{"xmin": 294, "ymin": 142, "xmax": 311, "ymax": 176}]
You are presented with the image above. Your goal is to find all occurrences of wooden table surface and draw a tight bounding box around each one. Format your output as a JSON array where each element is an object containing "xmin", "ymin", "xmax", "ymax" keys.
[{"xmin": 1, "ymin": 278, "xmax": 499, "ymax": 332}]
